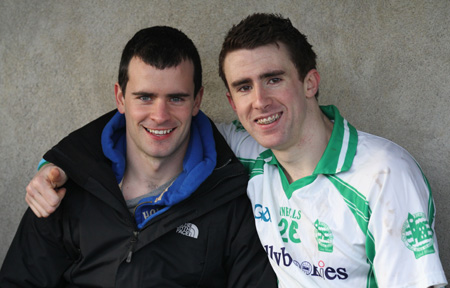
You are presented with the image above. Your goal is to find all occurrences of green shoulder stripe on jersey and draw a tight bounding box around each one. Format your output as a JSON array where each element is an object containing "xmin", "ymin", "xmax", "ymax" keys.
[
  {"xmin": 327, "ymin": 174, "xmax": 378, "ymax": 286},
  {"xmin": 326, "ymin": 175, "xmax": 372, "ymax": 234},
  {"xmin": 425, "ymin": 176, "xmax": 435, "ymax": 228},
  {"xmin": 414, "ymin": 161, "xmax": 435, "ymax": 227},
  {"xmin": 365, "ymin": 230, "xmax": 376, "ymax": 265},
  {"xmin": 366, "ymin": 254, "xmax": 378, "ymax": 288}
]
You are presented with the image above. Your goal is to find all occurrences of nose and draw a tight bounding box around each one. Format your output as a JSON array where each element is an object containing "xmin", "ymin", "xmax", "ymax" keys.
[
  {"xmin": 252, "ymin": 86, "xmax": 271, "ymax": 110},
  {"xmin": 151, "ymin": 100, "xmax": 170, "ymax": 124}
]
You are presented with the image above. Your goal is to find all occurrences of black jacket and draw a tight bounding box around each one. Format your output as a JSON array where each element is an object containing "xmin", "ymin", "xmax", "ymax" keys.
[{"xmin": 0, "ymin": 110, "xmax": 276, "ymax": 287}]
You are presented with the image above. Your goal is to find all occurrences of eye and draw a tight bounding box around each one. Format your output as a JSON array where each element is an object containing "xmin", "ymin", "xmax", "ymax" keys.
[
  {"xmin": 268, "ymin": 78, "xmax": 281, "ymax": 84},
  {"xmin": 238, "ymin": 85, "xmax": 252, "ymax": 92},
  {"xmin": 170, "ymin": 96, "xmax": 183, "ymax": 103},
  {"xmin": 139, "ymin": 96, "xmax": 151, "ymax": 101}
]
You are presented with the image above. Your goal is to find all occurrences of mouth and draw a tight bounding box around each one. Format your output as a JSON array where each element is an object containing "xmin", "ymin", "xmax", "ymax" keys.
[
  {"xmin": 255, "ymin": 113, "xmax": 281, "ymax": 125},
  {"xmin": 144, "ymin": 127, "xmax": 175, "ymax": 135}
]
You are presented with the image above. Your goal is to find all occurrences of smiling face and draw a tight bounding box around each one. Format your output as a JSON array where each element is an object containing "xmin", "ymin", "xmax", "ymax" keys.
[
  {"xmin": 116, "ymin": 57, "xmax": 202, "ymax": 165},
  {"xmin": 224, "ymin": 43, "xmax": 319, "ymax": 153}
]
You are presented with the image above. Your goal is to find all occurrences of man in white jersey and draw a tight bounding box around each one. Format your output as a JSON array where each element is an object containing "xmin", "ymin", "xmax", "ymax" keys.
[{"xmin": 25, "ymin": 13, "xmax": 447, "ymax": 287}]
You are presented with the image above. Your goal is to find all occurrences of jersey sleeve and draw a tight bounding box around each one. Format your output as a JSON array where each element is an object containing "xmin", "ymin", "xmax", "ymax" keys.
[
  {"xmin": 215, "ymin": 121, "xmax": 266, "ymax": 160},
  {"xmin": 366, "ymin": 144, "xmax": 447, "ymax": 287}
]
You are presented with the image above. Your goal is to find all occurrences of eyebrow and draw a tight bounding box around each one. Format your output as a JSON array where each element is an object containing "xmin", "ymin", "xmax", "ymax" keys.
[
  {"xmin": 230, "ymin": 70, "xmax": 286, "ymax": 88},
  {"xmin": 131, "ymin": 91, "xmax": 191, "ymax": 98},
  {"xmin": 132, "ymin": 91, "xmax": 155, "ymax": 97}
]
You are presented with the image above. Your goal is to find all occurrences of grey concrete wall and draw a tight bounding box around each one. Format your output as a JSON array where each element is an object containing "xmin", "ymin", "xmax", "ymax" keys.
[{"xmin": 1, "ymin": 0, "xmax": 448, "ymax": 278}]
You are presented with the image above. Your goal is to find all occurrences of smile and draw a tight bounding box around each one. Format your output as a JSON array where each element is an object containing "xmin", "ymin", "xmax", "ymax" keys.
[
  {"xmin": 145, "ymin": 128, "xmax": 174, "ymax": 135},
  {"xmin": 256, "ymin": 113, "xmax": 281, "ymax": 125}
]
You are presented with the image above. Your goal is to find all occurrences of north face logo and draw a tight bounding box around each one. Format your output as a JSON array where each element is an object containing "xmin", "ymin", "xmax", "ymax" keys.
[{"xmin": 176, "ymin": 223, "xmax": 199, "ymax": 239}]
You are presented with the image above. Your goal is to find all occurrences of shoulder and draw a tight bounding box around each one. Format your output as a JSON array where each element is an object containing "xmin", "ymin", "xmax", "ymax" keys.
[
  {"xmin": 48, "ymin": 109, "xmax": 117, "ymax": 155},
  {"xmin": 69, "ymin": 110, "xmax": 118, "ymax": 140},
  {"xmin": 337, "ymin": 130, "xmax": 425, "ymax": 189},
  {"xmin": 43, "ymin": 110, "xmax": 118, "ymax": 182},
  {"xmin": 355, "ymin": 131, "xmax": 420, "ymax": 173},
  {"xmin": 343, "ymin": 130, "xmax": 430, "ymax": 202}
]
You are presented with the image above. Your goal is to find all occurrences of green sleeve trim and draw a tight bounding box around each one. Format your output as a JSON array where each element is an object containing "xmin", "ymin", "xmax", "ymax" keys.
[{"xmin": 37, "ymin": 159, "xmax": 50, "ymax": 171}]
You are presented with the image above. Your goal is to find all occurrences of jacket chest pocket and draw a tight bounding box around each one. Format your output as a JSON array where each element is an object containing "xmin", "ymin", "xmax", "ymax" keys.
[{"xmin": 121, "ymin": 222, "xmax": 214, "ymax": 286}]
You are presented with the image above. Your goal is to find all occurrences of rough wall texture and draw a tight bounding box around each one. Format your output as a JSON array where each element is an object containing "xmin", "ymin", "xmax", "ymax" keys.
[{"xmin": 1, "ymin": 0, "xmax": 448, "ymax": 279}]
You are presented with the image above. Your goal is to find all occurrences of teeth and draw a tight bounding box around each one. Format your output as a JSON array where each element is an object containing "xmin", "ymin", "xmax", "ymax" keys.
[
  {"xmin": 256, "ymin": 114, "xmax": 280, "ymax": 125},
  {"xmin": 145, "ymin": 128, "xmax": 174, "ymax": 135}
]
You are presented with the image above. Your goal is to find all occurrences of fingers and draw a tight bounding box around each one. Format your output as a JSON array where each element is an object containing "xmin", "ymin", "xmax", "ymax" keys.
[
  {"xmin": 25, "ymin": 190, "xmax": 46, "ymax": 218},
  {"xmin": 25, "ymin": 164, "xmax": 68, "ymax": 218},
  {"xmin": 48, "ymin": 166, "xmax": 68, "ymax": 188}
]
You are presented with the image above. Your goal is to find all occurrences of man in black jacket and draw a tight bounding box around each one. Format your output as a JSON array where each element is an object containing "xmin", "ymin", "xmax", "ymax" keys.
[{"xmin": 0, "ymin": 26, "xmax": 276, "ymax": 287}]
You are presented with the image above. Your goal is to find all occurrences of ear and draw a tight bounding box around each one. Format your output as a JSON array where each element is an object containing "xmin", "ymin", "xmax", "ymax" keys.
[
  {"xmin": 192, "ymin": 86, "xmax": 204, "ymax": 116},
  {"xmin": 304, "ymin": 69, "xmax": 320, "ymax": 99},
  {"xmin": 115, "ymin": 83, "xmax": 125, "ymax": 114},
  {"xmin": 226, "ymin": 91, "xmax": 237, "ymax": 112}
]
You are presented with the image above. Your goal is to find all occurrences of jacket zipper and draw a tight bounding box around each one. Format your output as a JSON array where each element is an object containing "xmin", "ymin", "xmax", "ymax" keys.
[
  {"xmin": 126, "ymin": 230, "xmax": 139, "ymax": 263},
  {"xmin": 214, "ymin": 158, "xmax": 232, "ymax": 170},
  {"xmin": 125, "ymin": 158, "xmax": 244, "ymax": 262}
]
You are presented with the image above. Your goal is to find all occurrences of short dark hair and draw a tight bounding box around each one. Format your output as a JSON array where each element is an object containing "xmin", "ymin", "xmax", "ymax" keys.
[
  {"xmin": 118, "ymin": 26, "xmax": 202, "ymax": 96},
  {"xmin": 218, "ymin": 13, "xmax": 318, "ymax": 97}
]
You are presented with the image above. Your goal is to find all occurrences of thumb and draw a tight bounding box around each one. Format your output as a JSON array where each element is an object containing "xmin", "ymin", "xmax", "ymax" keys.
[{"xmin": 48, "ymin": 166, "xmax": 68, "ymax": 188}]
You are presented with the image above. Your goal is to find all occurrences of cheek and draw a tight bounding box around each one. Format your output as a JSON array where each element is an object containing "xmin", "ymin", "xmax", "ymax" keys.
[
  {"xmin": 230, "ymin": 98, "xmax": 248, "ymax": 113},
  {"xmin": 127, "ymin": 106, "xmax": 149, "ymax": 122},
  {"xmin": 236, "ymin": 103, "xmax": 253, "ymax": 119},
  {"xmin": 235, "ymin": 106, "xmax": 247, "ymax": 117},
  {"xmin": 174, "ymin": 106, "xmax": 196, "ymax": 123}
]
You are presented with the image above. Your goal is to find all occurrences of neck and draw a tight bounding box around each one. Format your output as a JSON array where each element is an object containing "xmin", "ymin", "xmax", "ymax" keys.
[
  {"xmin": 121, "ymin": 158, "xmax": 183, "ymax": 200},
  {"xmin": 120, "ymin": 142, "xmax": 186, "ymax": 201},
  {"xmin": 274, "ymin": 109, "xmax": 333, "ymax": 183}
]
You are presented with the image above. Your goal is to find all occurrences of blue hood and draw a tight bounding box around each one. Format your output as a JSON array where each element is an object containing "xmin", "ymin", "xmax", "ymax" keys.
[{"xmin": 101, "ymin": 111, "xmax": 217, "ymax": 229}]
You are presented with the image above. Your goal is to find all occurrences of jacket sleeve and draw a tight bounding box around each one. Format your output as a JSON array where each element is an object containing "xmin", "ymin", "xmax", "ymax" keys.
[
  {"xmin": 0, "ymin": 208, "xmax": 72, "ymax": 287},
  {"xmin": 225, "ymin": 195, "xmax": 278, "ymax": 288}
]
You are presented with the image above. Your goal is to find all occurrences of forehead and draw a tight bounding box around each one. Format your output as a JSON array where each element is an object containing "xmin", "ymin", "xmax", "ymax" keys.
[
  {"xmin": 223, "ymin": 43, "xmax": 295, "ymax": 83},
  {"xmin": 127, "ymin": 57, "xmax": 195, "ymax": 92}
]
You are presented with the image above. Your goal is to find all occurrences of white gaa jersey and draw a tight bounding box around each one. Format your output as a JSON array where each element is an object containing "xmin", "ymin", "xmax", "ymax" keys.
[{"xmin": 217, "ymin": 105, "xmax": 447, "ymax": 288}]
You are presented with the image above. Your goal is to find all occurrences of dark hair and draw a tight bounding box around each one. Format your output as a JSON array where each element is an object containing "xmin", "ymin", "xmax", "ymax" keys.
[
  {"xmin": 118, "ymin": 26, "xmax": 202, "ymax": 96},
  {"xmin": 218, "ymin": 13, "xmax": 318, "ymax": 97}
]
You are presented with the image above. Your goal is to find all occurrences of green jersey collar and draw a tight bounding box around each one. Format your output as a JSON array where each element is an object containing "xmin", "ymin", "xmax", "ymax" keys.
[
  {"xmin": 314, "ymin": 105, "xmax": 358, "ymax": 175},
  {"xmin": 266, "ymin": 105, "xmax": 358, "ymax": 197}
]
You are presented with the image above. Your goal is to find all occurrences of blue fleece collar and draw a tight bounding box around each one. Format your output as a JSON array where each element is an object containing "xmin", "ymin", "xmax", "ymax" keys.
[
  {"xmin": 101, "ymin": 112, "xmax": 127, "ymax": 183},
  {"xmin": 101, "ymin": 111, "xmax": 217, "ymax": 229}
]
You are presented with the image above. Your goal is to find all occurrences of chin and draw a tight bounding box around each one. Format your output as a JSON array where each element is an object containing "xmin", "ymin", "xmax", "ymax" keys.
[
  {"xmin": 250, "ymin": 131, "xmax": 280, "ymax": 147},
  {"xmin": 254, "ymin": 138, "xmax": 278, "ymax": 150}
]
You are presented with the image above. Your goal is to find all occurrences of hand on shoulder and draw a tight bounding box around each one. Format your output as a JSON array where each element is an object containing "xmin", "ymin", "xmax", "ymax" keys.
[{"xmin": 25, "ymin": 163, "xmax": 67, "ymax": 217}]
